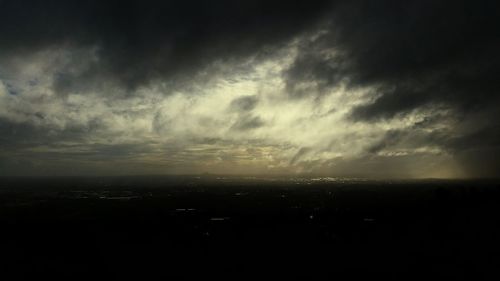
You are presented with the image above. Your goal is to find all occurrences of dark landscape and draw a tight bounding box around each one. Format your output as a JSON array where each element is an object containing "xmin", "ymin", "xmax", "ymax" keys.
[
  {"xmin": 1, "ymin": 176, "xmax": 499, "ymax": 280},
  {"xmin": 2, "ymin": 1, "xmax": 500, "ymax": 280}
]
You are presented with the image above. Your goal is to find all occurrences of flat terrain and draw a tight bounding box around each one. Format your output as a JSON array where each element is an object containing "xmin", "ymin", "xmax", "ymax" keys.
[{"xmin": 1, "ymin": 176, "xmax": 499, "ymax": 280}]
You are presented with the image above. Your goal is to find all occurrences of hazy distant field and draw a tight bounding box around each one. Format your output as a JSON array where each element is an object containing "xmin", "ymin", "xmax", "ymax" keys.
[{"xmin": 1, "ymin": 176, "xmax": 499, "ymax": 280}]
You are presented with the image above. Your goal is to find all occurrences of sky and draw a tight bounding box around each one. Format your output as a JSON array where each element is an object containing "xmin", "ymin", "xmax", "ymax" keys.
[{"xmin": 0, "ymin": 0, "xmax": 499, "ymax": 178}]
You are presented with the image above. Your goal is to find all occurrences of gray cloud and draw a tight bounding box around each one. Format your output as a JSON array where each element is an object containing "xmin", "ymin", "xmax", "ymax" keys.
[
  {"xmin": 285, "ymin": 1, "xmax": 500, "ymax": 118},
  {"xmin": 230, "ymin": 114, "xmax": 265, "ymax": 131},
  {"xmin": 290, "ymin": 147, "xmax": 312, "ymax": 165},
  {"xmin": 281, "ymin": 1, "xmax": 500, "ymax": 176},
  {"xmin": 0, "ymin": 0, "xmax": 332, "ymax": 95},
  {"xmin": 0, "ymin": 0, "xmax": 499, "ymax": 178},
  {"xmin": 229, "ymin": 96, "xmax": 259, "ymax": 112}
]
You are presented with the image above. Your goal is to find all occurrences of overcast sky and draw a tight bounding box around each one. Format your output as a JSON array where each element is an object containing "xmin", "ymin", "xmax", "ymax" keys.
[{"xmin": 0, "ymin": 0, "xmax": 499, "ymax": 178}]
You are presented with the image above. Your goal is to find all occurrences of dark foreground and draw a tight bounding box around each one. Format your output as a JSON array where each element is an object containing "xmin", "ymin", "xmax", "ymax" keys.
[{"xmin": 1, "ymin": 176, "xmax": 499, "ymax": 280}]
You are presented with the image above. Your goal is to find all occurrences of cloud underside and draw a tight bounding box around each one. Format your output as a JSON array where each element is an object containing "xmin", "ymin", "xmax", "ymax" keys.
[{"xmin": 0, "ymin": 0, "xmax": 499, "ymax": 178}]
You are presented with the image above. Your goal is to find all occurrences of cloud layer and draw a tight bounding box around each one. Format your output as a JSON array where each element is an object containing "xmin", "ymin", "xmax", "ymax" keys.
[{"xmin": 0, "ymin": 0, "xmax": 499, "ymax": 178}]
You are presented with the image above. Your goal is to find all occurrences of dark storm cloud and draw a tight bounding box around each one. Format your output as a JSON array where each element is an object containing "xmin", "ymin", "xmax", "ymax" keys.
[
  {"xmin": 362, "ymin": 111, "xmax": 500, "ymax": 177},
  {"xmin": 228, "ymin": 96, "xmax": 264, "ymax": 131},
  {"xmin": 0, "ymin": 116, "xmax": 103, "ymax": 149},
  {"xmin": 229, "ymin": 96, "xmax": 259, "ymax": 112},
  {"xmin": 2, "ymin": 0, "xmax": 498, "ymax": 116},
  {"xmin": 287, "ymin": 1, "xmax": 500, "ymax": 107},
  {"xmin": 230, "ymin": 114, "xmax": 265, "ymax": 131},
  {"xmin": 0, "ymin": 118, "xmax": 42, "ymax": 148},
  {"xmin": 366, "ymin": 130, "xmax": 404, "ymax": 154},
  {"xmin": 366, "ymin": 126, "xmax": 451, "ymax": 155},
  {"xmin": 285, "ymin": 0, "xmax": 500, "ymax": 119},
  {"xmin": 280, "ymin": 0, "xmax": 500, "ymax": 175},
  {"xmin": 1, "ymin": 0, "xmax": 500, "ymax": 177},
  {"xmin": 290, "ymin": 147, "xmax": 312, "ymax": 165},
  {"xmin": 0, "ymin": 0, "xmax": 332, "ymax": 94}
]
